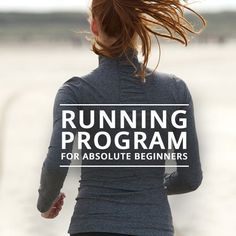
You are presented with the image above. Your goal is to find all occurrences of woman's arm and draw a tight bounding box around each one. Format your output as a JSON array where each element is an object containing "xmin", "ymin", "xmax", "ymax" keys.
[
  {"xmin": 164, "ymin": 77, "xmax": 203, "ymax": 195},
  {"xmin": 37, "ymin": 82, "xmax": 78, "ymax": 213}
]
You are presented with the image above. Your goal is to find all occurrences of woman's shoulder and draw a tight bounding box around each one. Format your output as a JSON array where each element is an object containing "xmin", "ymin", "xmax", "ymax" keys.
[
  {"xmin": 62, "ymin": 76, "xmax": 83, "ymax": 89},
  {"xmin": 53, "ymin": 76, "xmax": 85, "ymax": 105},
  {"xmin": 59, "ymin": 76, "xmax": 89, "ymax": 95},
  {"xmin": 61, "ymin": 68, "xmax": 102, "ymax": 88},
  {"xmin": 56, "ymin": 71, "xmax": 101, "ymax": 103},
  {"xmin": 148, "ymin": 70, "xmax": 191, "ymax": 104},
  {"xmin": 148, "ymin": 70, "xmax": 186, "ymax": 86}
]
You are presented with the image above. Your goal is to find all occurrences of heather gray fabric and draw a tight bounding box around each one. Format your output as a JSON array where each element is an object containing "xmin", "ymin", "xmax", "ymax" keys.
[{"xmin": 37, "ymin": 49, "xmax": 202, "ymax": 236}]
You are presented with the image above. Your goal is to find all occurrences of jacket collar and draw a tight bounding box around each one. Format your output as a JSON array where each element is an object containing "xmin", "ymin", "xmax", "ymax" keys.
[{"xmin": 98, "ymin": 48, "xmax": 140, "ymax": 70}]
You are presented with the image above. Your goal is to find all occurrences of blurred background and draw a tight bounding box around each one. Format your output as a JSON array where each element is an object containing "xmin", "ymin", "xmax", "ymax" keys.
[{"xmin": 0, "ymin": 1, "xmax": 236, "ymax": 236}]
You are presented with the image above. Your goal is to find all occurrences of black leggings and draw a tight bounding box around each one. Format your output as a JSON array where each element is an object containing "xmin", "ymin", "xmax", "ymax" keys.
[{"xmin": 71, "ymin": 233, "xmax": 133, "ymax": 236}]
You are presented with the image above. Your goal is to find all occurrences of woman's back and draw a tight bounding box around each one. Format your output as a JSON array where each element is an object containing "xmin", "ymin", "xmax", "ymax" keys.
[{"xmin": 55, "ymin": 51, "xmax": 201, "ymax": 235}]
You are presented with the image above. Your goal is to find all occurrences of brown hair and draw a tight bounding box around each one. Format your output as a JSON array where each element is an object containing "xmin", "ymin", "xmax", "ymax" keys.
[{"xmin": 90, "ymin": 0, "xmax": 206, "ymax": 80}]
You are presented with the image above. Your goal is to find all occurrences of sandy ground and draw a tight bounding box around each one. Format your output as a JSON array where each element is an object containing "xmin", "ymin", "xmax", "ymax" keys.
[{"xmin": 0, "ymin": 42, "xmax": 236, "ymax": 236}]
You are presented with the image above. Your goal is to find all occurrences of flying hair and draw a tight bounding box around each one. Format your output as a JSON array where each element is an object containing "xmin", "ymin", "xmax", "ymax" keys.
[{"xmin": 90, "ymin": 0, "xmax": 206, "ymax": 80}]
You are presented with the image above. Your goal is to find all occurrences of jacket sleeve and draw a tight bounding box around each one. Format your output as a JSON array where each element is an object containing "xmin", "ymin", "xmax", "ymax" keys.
[
  {"xmin": 37, "ymin": 83, "xmax": 78, "ymax": 213},
  {"xmin": 164, "ymin": 76, "xmax": 203, "ymax": 195}
]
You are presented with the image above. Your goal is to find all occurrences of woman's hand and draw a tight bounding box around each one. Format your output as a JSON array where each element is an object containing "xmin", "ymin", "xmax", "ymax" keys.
[{"xmin": 41, "ymin": 192, "xmax": 66, "ymax": 219}]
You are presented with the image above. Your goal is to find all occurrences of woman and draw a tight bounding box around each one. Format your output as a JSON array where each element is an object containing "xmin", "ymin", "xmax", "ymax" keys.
[{"xmin": 37, "ymin": 0, "xmax": 205, "ymax": 235}]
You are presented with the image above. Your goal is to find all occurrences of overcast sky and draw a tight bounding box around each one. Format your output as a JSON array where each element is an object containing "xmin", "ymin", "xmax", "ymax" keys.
[{"xmin": 0, "ymin": 0, "xmax": 236, "ymax": 12}]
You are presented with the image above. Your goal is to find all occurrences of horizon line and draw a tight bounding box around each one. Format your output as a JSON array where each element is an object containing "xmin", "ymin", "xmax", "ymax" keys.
[{"xmin": 0, "ymin": 9, "xmax": 236, "ymax": 14}]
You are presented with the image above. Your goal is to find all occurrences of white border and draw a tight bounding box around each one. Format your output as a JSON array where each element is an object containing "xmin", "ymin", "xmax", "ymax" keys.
[
  {"xmin": 60, "ymin": 165, "xmax": 189, "ymax": 168},
  {"xmin": 60, "ymin": 103, "xmax": 189, "ymax": 168},
  {"xmin": 60, "ymin": 104, "xmax": 189, "ymax": 107}
]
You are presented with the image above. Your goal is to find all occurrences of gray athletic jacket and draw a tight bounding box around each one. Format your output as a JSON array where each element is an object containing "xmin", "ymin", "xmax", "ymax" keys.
[{"xmin": 37, "ymin": 49, "xmax": 202, "ymax": 236}]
